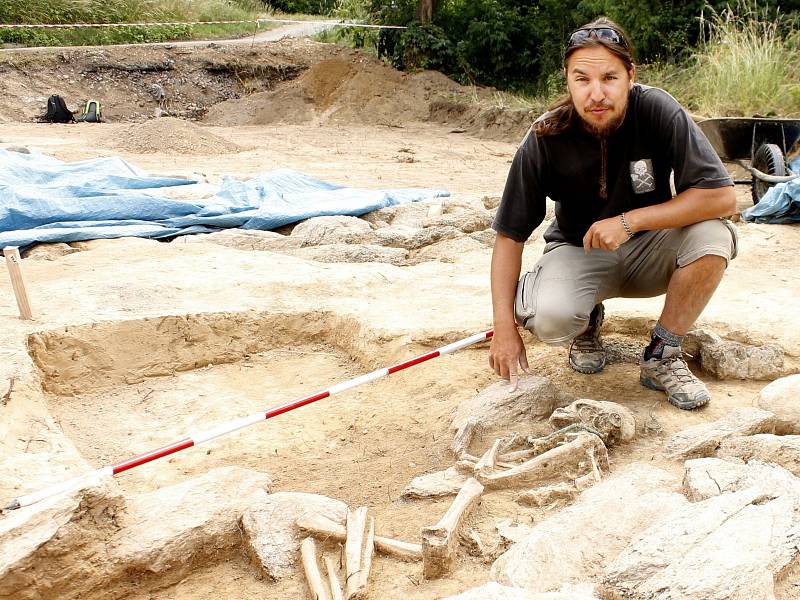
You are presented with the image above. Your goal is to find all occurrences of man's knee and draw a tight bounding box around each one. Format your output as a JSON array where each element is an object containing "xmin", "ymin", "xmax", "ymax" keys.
[
  {"xmin": 677, "ymin": 219, "xmax": 738, "ymax": 267},
  {"xmin": 525, "ymin": 302, "xmax": 591, "ymax": 346}
]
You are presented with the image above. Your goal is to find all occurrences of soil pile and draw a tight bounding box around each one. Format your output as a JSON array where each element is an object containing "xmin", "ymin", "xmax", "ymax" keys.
[
  {"xmin": 104, "ymin": 117, "xmax": 244, "ymax": 155},
  {"xmin": 204, "ymin": 52, "xmax": 469, "ymax": 128}
]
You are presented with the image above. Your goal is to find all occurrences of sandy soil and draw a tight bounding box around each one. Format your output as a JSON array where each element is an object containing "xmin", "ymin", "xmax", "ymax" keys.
[{"xmin": 1, "ymin": 38, "xmax": 799, "ymax": 600}]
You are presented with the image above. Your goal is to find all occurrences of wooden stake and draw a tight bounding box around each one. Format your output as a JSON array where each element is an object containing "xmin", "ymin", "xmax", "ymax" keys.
[
  {"xmin": 3, "ymin": 247, "xmax": 33, "ymax": 320},
  {"xmin": 297, "ymin": 513, "xmax": 422, "ymax": 562},
  {"xmin": 300, "ymin": 537, "xmax": 332, "ymax": 600}
]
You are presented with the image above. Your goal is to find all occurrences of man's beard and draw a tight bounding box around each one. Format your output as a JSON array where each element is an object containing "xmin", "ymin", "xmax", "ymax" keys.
[{"xmin": 579, "ymin": 102, "xmax": 627, "ymax": 138}]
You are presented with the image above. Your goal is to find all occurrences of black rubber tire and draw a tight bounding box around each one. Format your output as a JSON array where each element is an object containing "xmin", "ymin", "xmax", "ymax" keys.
[{"xmin": 752, "ymin": 143, "xmax": 786, "ymax": 204}]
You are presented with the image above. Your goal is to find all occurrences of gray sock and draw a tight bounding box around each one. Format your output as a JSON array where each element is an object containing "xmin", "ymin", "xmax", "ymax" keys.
[{"xmin": 645, "ymin": 323, "xmax": 683, "ymax": 359}]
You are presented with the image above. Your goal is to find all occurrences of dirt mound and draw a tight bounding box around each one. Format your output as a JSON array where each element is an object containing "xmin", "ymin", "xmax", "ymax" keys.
[
  {"xmin": 204, "ymin": 53, "xmax": 469, "ymax": 128},
  {"xmin": 104, "ymin": 117, "xmax": 244, "ymax": 154}
]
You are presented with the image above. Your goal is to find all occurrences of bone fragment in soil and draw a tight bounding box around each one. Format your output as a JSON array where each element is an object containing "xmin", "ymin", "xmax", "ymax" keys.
[
  {"xmin": 296, "ymin": 512, "xmax": 423, "ymax": 561},
  {"xmin": 324, "ymin": 555, "xmax": 344, "ymax": 600},
  {"xmin": 451, "ymin": 419, "xmax": 480, "ymax": 459},
  {"xmin": 301, "ymin": 537, "xmax": 332, "ymax": 600},
  {"xmin": 479, "ymin": 432, "xmax": 608, "ymax": 490},
  {"xmin": 421, "ymin": 476, "xmax": 485, "ymax": 579},
  {"xmin": 344, "ymin": 506, "xmax": 372, "ymax": 600},
  {"xmin": 497, "ymin": 424, "xmax": 603, "ymax": 463},
  {"xmin": 473, "ymin": 438, "xmax": 502, "ymax": 478}
]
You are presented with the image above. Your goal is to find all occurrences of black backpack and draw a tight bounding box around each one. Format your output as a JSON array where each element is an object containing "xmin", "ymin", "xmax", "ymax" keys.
[{"xmin": 43, "ymin": 95, "xmax": 75, "ymax": 123}]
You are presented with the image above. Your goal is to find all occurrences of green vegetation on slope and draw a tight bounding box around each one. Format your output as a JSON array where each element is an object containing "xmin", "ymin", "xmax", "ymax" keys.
[{"xmin": 0, "ymin": 0, "xmax": 274, "ymax": 46}]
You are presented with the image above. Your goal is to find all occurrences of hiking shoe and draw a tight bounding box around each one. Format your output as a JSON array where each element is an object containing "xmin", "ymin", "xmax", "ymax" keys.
[
  {"xmin": 639, "ymin": 345, "xmax": 710, "ymax": 410},
  {"xmin": 568, "ymin": 304, "xmax": 606, "ymax": 374}
]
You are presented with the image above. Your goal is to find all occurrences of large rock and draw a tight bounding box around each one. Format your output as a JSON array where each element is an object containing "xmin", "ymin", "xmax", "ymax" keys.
[
  {"xmin": 548, "ymin": 399, "xmax": 636, "ymax": 446},
  {"xmin": 683, "ymin": 457, "xmax": 800, "ymax": 501},
  {"xmin": 603, "ymin": 464, "xmax": 800, "ymax": 600},
  {"xmin": 685, "ymin": 329, "xmax": 784, "ymax": 380},
  {"xmin": 113, "ymin": 466, "xmax": 272, "ymax": 575},
  {"xmin": 756, "ymin": 375, "xmax": 800, "ymax": 434},
  {"xmin": 444, "ymin": 581, "xmax": 600, "ymax": 600},
  {"xmin": 718, "ymin": 434, "xmax": 800, "ymax": 477},
  {"xmin": 451, "ymin": 376, "xmax": 573, "ymax": 444},
  {"xmin": 241, "ymin": 491, "xmax": 347, "ymax": 580},
  {"xmin": 290, "ymin": 215, "xmax": 375, "ymax": 246},
  {"xmin": 666, "ymin": 407, "xmax": 779, "ymax": 459},
  {"xmin": 0, "ymin": 466, "xmax": 271, "ymax": 600},
  {"xmin": 490, "ymin": 464, "xmax": 685, "ymax": 593}
]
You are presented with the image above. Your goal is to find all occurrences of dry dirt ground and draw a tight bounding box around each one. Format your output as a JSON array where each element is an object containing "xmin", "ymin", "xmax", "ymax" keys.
[{"xmin": 0, "ymin": 37, "xmax": 799, "ymax": 600}]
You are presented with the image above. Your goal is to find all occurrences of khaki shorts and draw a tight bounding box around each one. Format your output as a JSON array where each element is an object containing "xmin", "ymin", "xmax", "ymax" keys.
[{"xmin": 514, "ymin": 219, "xmax": 738, "ymax": 345}]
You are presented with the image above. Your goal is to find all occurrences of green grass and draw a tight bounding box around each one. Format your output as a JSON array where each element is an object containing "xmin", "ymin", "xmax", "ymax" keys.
[
  {"xmin": 468, "ymin": 4, "xmax": 800, "ymax": 119},
  {"xmin": 640, "ymin": 4, "xmax": 800, "ymax": 117},
  {"xmin": 0, "ymin": 0, "xmax": 302, "ymax": 47}
]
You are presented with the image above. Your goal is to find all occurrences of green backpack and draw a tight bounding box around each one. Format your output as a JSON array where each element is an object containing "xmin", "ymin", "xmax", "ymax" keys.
[{"xmin": 77, "ymin": 99, "xmax": 102, "ymax": 123}]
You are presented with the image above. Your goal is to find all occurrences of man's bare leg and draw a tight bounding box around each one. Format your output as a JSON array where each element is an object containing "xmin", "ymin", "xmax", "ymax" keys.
[{"xmin": 658, "ymin": 255, "xmax": 727, "ymax": 335}]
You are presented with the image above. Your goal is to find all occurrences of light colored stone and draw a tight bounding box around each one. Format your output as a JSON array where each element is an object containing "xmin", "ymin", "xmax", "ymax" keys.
[
  {"xmin": 444, "ymin": 581, "xmax": 600, "ymax": 599},
  {"xmin": 422, "ymin": 203, "xmax": 493, "ymax": 234},
  {"xmin": 548, "ymin": 399, "xmax": 636, "ymax": 446},
  {"xmin": 0, "ymin": 466, "xmax": 271, "ymax": 600},
  {"xmin": 451, "ymin": 376, "xmax": 573, "ymax": 439},
  {"xmin": 114, "ymin": 466, "xmax": 272, "ymax": 574},
  {"xmin": 241, "ymin": 491, "xmax": 347, "ymax": 581},
  {"xmin": 685, "ymin": 329, "xmax": 784, "ymax": 380},
  {"xmin": 683, "ymin": 457, "xmax": 800, "ymax": 502},
  {"xmin": 290, "ymin": 215, "xmax": 375, "ymax": 246},
  {"xmin": 23, "ymin": 243, "xmax": 80, "ymax": 260},
  {"xmin": 178, "ymin": 228, "xmax": 302, "ymax": 251},
  {"xmin": 667, "ymin": 407, "xmax": 779, "ymax": 459},
  {"xmin": 756, "ymin": 374, "xmax": 800, "ymax": 434},
  {"xmin": 293, "ymin": 243, "xmax": 408, "ymax": 265},
  {"xmin": 490, "ymin": 464, "xmax": 685, "ymax": 593},
  {"xmin": 402, "ymin": 467, "xmax": 469, "ymax": 499},
  {"xmin": 718, "ymin": 434, "xmax": 800, "ymax": 477},
  {"xmin": 603, "ymin": 471, "xmax": 800, "ymax": 600},
  {"xmin": 516, "ymin": 482, "xmax": 578, "ymax": 508},
  {"xmin": 374, "ymin": 224, "xmax": 462, "ymax": 250},
  {"xmin": 495, "ymin": 519, "xmax": 534, "ymax": 544}
]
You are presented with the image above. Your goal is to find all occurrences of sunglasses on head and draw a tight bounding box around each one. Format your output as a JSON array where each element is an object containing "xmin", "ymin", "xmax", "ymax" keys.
[{"xmin": 566, "ymin": 27, "xmax": 629, "ymax": 50}]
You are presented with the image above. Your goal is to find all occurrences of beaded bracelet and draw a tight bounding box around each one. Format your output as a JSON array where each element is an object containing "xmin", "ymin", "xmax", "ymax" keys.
[{"xmin": 620, "ymin": 212, "xmax": 634, "ymax": 239}]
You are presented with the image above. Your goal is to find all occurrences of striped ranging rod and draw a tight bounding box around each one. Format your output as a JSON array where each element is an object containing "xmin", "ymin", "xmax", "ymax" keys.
[{"xmin": 3, "ymin": 329, "xmax": 493, "ymax": 512}]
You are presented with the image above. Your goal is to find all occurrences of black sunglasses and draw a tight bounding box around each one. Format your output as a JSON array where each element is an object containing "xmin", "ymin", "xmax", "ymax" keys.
[{"xmin": 566, "ymin": 27, "xmax": 629, "ymax": 50}]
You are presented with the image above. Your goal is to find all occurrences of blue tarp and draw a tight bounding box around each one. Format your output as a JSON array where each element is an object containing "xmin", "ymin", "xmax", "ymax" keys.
[
  {"xmin": 0, "ymin": 149, "xmax": 449, "ymax": 248},
  {"xmin": 741, "ymin": 157, "xmax": 800, "ymax": 224}
]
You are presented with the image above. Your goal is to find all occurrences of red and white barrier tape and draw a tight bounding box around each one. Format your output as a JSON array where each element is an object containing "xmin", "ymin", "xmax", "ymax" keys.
[
  {"xmin": 0, "ymin": 18, "xmax": 405, "ymax": 30},
  {"xmin": 3, "ymin": 328, "xmax": 492, "ymax": 512}
]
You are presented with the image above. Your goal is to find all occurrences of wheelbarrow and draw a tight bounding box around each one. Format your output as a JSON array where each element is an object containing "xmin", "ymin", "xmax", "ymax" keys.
[{"xmin": 697, "ymin": 117, "xmax": 800, "ymax": 203}]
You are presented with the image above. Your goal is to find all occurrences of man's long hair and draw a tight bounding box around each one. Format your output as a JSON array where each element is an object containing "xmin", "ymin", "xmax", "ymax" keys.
[{"xmin": 534, "ymin": 17, "xmax": 635, "ymax": 137}]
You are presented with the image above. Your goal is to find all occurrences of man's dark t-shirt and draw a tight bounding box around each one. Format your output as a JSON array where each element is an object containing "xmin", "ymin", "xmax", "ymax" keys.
[{"xmin": 492, "ymin": 84, "xmax": 732, "ymax": 245}]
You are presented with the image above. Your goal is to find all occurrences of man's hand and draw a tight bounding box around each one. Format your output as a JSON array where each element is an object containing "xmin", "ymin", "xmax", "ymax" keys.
[
  {"xmin": 488, "ymin": 325, "xmax": 530, "ymax": 391},
  {"xmin": 583, "ymin": 215, "xmax": 631, "ymax": 253}
]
